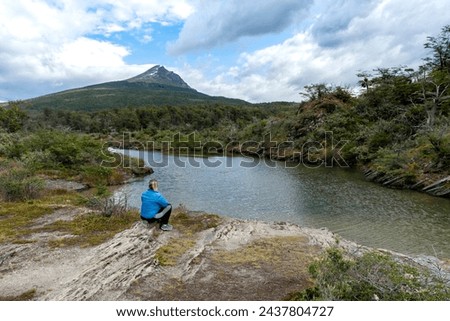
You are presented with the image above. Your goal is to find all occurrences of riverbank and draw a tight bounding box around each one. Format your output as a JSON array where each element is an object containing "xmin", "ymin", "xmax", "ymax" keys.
[
  {"xmin": 1, "ymin": 205, "xmax": 448, "ymax": 301},
  {"xmin": 110, "ymin": 140, "xmax": 450, "ymax": 199}
]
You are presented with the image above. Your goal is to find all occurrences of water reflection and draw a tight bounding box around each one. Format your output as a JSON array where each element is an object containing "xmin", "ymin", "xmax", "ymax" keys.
[{"xmin": 114, "ymin": 150, "xmax": 450, "ymax": 259}]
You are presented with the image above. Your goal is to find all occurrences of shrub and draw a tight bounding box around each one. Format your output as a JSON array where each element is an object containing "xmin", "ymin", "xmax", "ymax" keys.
[
  {"xmin": 0, "ymin": 132, "xmax": 26, "ymax": 159},
  {"xmin": 0, "ymin": 105, "xmax": 27, "ymax": 133},
  {"xmin": 372, "ymin": 148, "xmax": 406, "ymax": 172},
  {"xmin": 24, "ymin": 129, "xmax": 105, "ymax": 169},
  {"xmin": 86, "ymin": 193, "xmax": 129, "ymax": 217},
  {"xmin": 0, "ymin": 168, "xmax": 44, "ymax": 201},
  {"xmin": 80, "ymin": 165, "xmax": 113, "ymax": 187},
  {"xmin": 20, "ymin": 150, "xmax": 55, "ymax": 171},
  {"xmin": 368, "ymin": 131, "xmax": 393, "ymax": 152},
  {"xmin": 427, "ymin": 128, "xmax": 450, "ymax": 169},
  {"xmin": 288, "ymin": 248, "xmax": 449, "ymax": 301}
]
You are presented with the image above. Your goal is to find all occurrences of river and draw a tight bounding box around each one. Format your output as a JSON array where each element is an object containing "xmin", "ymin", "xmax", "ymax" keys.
[{"xmin": 113, "ymin": 149, "xmax": 450, "ymax": 259}]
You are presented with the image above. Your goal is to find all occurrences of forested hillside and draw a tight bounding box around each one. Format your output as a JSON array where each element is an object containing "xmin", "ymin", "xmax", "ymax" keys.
[
  {"xmin": 25, "ymin": 65, "xmax": 250, "ymax": 111},
  {"xmin": 283, "ymin": 25, "xmax": 450, "ymax": 195}
]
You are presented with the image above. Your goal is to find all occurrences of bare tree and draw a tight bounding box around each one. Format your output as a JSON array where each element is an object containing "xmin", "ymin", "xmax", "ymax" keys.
[
  {"xmin": 412, "ymin": 67, "xmax": 450, "ymax": 128},
  {"xmin": 411, "ymin": 25, "xmax": 450, "ymax": 128}
]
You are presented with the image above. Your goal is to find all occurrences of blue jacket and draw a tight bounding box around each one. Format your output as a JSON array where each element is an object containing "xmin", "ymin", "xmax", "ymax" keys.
[{"xmin": 140, "ymin": 189, "xmax": 170, "ymax": 219}]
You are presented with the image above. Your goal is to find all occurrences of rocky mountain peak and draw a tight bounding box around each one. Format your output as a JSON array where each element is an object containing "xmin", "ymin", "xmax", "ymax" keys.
[{"xmin": 127, "ymin": 65, "xmax": 191, "ymax": 89}]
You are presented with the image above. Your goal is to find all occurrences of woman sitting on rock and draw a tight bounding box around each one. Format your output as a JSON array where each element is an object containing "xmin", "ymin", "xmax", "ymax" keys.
[{"xmin": 140, "ymin": 179, "xmax": 173, "ymax": 231}]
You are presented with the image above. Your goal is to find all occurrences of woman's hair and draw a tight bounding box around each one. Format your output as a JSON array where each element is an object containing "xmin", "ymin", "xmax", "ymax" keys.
[{"xmin": 149, "ymin": 179, "xmax": 158, "ymax": 191}]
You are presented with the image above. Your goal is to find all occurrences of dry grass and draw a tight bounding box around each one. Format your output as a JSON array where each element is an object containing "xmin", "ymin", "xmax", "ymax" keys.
[
  {"xmin": 132, "ymin": 234, "xmax": 320, "ymax": 300},
  {"xmin": 0, "ymin": 289, "xmax": 36, "ymax": 301},
  {"xmin": 0, "ymin": 192, "xmax": 84, "ymax": 244},
  {"xmin": 171, "ymin": 210, "xmax": 222, "ymax": 235},
  {"xmin": 0, "ymin": 189, "xmax": 139, "ymax": 247},
  {"xmin": 155, "ymin": 238, "xmax": 197, "ymax": 266},
  {"xmin": 44, "ymin": 210, "xmax": 139, "ymax": 248},
  {"xmin": 153, "ymin": 210, "xmax": 222, "ymax": 266},
  {"xmin": 213, "ymin": 236, "xmax": 317, "ymax": 277}
]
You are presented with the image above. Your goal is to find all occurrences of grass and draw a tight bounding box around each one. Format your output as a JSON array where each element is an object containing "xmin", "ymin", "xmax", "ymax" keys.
[
  {"xmin": 0, "ymin": 192, "xmax": 84, "ymax": 244},
  {"xmin": 0, "ymin": 289, "xmax": 37, "ymax": 301},
  {"xmin": 213, "ymin": 236, "xmax": 317, "ymax": 276},
  {"xmin": 153, "ymin": 210, "xmax": 222, "ymax": 266},
  {"xmin": 154, "ymin": 238, "xmax": 197, "ymax": 266},
  {"xmin": 43, "ymin": 210, "xmax": 139, "ymax": 248},
  {"xmin": 0, "ymin": 190, "xmax": 138, "ymax": 247},
  {"xmin": 170, "ymin": 211, "xmax": 222, "ymax": 235}
]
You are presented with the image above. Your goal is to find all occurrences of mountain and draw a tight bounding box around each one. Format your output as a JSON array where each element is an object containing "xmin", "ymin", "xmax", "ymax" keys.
[
  {"xmin": 26, "ymin": 66, "xmax": 249, "ymax": 111},
  {"xmin": 127, "ymin": 65, "xmax": 191, "ymax": 89}
]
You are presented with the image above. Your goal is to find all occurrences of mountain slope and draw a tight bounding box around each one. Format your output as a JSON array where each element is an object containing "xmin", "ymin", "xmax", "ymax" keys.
[{"xmin": 27, "ymin": 66, "xmax": 249, "ymax": 111}]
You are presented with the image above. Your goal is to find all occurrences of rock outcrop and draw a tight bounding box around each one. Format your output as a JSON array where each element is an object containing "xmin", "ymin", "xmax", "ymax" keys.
[{"xmin": 0, "ymin": 210, "xmax": 448, "ymax": 301}]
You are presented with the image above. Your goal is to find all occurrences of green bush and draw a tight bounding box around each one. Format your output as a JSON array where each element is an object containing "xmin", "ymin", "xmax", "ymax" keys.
[
  {"xmin": 0, "ymin": 168, "xmax": 44, "ymax": 201},
  {"xmin": 85, "ymin": 194, "xmax": 129, "ymax": 218},
  {"xmin": 0, "ymin": 132, "xmax": 26, "ymax": 159},
  {"xmin": 1, "ymin": 130, "xmax": 122, "ymax": 188},
  {"xmin": 368, "ymin": 131, "xmax": 393, "ymax": 152},
  {"xmin": 427, "ymin": 129, "xmax": 450, "ymax": 169},
  {"xmin": 80, "ymin": 165, "xmax": 113, "ymax": 187},
  {"xmin": 372, "ymin": 148, "xmax": 406, "ymax": 172},
  {"xmin": 24, "ymin": 130, "xmax": 105, "ymax": 168},
  {"xmin": 20, "ymin": 150, "xmax": 54, "ymax": 171},
  {"xmin": 0, "ymin": 105, "xmax": 27, "ymax": 133},
  {"xmin": 289, "ymin": 248, "xmax": 449, "ymax": 301}
]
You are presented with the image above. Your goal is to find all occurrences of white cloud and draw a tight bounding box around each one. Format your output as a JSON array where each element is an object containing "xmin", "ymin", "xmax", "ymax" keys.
[
  {"xmin": 1, "ymin": 0, "xmax": 448, "ymax": 103},
  {"xmin": 168, "ymin": 0, "xmax": 313, "ymax": 55},
  {"xmin": 179, "ymin": 34, "xmax": 322, "ymax": 102},
  {"xmin": 0, "ymin": 0, "xmax": 194, "ymax": 100},
  {"xmin": 92, "ymin": 0, "xmax": 194, "ymax": 30},
  {"xmin": 57, "ymin": 38, "xmax": 129, "ymax": 69},
  {"xmin": 180, "ymin": 0, "xmax": 450, "ymax": 102}
]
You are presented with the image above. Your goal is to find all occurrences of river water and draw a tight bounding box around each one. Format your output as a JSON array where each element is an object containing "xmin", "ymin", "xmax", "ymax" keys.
[{"xmin": 113, "ymin": 149, "xmax": 450, "ymax": 259}]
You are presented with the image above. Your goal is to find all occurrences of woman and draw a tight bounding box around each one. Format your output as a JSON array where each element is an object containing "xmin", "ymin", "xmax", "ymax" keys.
[{"xmin": 140, "ymin": 179, "xmax": 173, "ymax": 231}]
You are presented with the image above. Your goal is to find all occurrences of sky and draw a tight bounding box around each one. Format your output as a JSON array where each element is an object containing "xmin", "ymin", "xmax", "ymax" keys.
[{"xmin": 0, "ymin": 0, "xmax": 449, "ymax": 103}]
